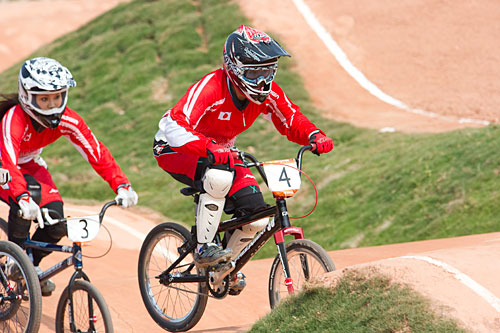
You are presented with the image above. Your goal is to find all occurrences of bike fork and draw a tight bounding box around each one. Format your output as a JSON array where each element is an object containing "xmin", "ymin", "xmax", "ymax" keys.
[
  {"xmin": 275, "ymin": 239, "xmax": 294, "ymax": 294},
  {"xmin": 274, "ymin": 226, "xmax": 305, "ymax": 295},
  {"xmin": 274, "ymin": 199, "xmax": 306, "ymax": 295}
]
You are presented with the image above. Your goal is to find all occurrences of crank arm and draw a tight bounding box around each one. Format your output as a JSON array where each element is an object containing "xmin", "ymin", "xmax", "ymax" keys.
[{"xmin": 209, "ymin": 261, "xmax": 235, "ymax": 287}]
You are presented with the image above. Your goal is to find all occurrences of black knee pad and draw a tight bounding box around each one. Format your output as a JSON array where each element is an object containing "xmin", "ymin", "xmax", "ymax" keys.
[
  {"xmin": 227, "ymin": 186, "xmax": 268, "ymax": 217},
  {"xmin": 7, "ymin": 175, "xmax": 43, "ymax": 243},
  {"xmin": 7, "ymin": 201, "xmax": 31, "ymax": 243},
  {"xmin": 42, "ymin": 201, "xmax": 66, "ymax": 239}
]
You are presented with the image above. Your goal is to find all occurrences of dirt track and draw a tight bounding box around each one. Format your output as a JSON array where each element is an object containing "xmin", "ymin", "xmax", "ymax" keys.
[{"xmin": 1, "ymin": 0, "xmax": 500, "ymax": 332}]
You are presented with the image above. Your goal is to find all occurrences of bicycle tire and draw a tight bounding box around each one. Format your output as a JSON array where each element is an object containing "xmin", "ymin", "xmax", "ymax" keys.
[
  {"xmin": 55, "ymin": 279, "xmax": 113, "ymax": 333},
  {"xmin": 0, "ymin": 240, "xmax": 42, "ymax": 333},
  {"xmin": 0, "ymin": 218, "xmax": 8, "ymax": 241},
  {"xmin": 268, "ymin": 239, "xmax": 335, "ymax": 308},
  {"xmin": 138, "ymin": 222, "xmax": 208, "ymax": 332}
]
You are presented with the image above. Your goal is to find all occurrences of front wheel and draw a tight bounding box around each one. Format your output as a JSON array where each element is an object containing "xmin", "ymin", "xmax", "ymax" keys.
[
  {"xmin": 0, "ymin": 240, "xmax": 42, "ymax": 333},
  {"xmin": 138, "ymin": 222, "xmax": 208, "ymax": 332},
  {"xmin": 268, "ymin": 239, "xmax": 335, "ymax": 308},
  {"xmin": 55, "ymin": 279, "xmax": 113, "ymax": 333}
]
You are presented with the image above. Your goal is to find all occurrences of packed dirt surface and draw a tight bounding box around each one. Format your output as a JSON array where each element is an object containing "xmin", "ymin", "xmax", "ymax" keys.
[
  {"xmin": 1, "ymin": 0, "xmax": 500, "ymax": 332},
  {"xmin": 1, "ymin": 203, "xmax": 499, "ymax": 332},
  {"xmin": 239, "ymin": 0, "xmax": 500, "ymax": 133},
  {"xmin": 0, "ymin": 0, "xmax": 130, "ymax": 73}
]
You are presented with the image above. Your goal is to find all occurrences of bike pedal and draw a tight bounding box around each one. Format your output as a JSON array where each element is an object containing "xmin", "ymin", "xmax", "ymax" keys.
[{"xmin": 41, "ymin": 291, "xmax": 52, "ymax": 297}]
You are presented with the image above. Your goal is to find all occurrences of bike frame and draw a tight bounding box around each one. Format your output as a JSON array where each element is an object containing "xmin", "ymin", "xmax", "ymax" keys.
[
  {"xmin": 160, "ymin": 146, "xmax": 312, "ymax": 295},
  {"xmin": 20, "ymin": 200, "xmax": 116, "ymax": 331},
  {"xmin": 23, "ymin": 239, "xmax": 93, "ymax": 331}
]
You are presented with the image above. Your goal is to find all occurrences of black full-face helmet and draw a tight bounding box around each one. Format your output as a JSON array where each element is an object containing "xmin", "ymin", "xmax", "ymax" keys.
[
  {"xmin": 18, "ymin": 57, "xmax": 76, "ymax": 129},
  {"xmin": 223, "ymin": 25, "xmax": 290, "ymax": 104}
]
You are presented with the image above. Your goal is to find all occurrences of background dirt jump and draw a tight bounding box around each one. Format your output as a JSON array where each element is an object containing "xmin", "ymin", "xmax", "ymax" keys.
[{"xmin": 1, "ymin": 0, "xmax": 500, "ymax": 332}]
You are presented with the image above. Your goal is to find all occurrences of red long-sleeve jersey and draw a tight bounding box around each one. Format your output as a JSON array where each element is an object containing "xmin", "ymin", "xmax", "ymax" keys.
[
  {"xmin": 0, "ymin": 105, "xmax": 129, "ymax": 200},
  {"xmin": 154, "ymin": 69, "xmax": 321, "ymax": 156}
]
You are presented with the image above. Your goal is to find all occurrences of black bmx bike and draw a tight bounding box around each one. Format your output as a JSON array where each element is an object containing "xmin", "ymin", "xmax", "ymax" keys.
[
  {"xmin": 138, "ymin": 145, "xmax": 336, "ymax": 332},
  {"xmin": 0, "ymin": 200, "xmax": 119, "ymax": 332}
]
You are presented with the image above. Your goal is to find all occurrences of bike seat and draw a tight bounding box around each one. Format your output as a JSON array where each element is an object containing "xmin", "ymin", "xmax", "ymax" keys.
[{"xmin": 180, "ymin": 187, "xmax": 200, "ymax": 196}]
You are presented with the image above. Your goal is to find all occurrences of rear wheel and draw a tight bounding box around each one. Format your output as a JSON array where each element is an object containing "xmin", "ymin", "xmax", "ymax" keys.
[
  {"xmin": 55, "ymin": 279, "xmax": 113, "ymax": 333},
  {"xmin": 0, "ymin": 240, "xmax": 42, "ymax": 333},
  {"xmin": 138, "ymin": 222, "xmax": 208, "ymax": 332},
  {"xmin": 268, "ymin": 239, "xmax": 335, "ymax": 308},
  {"xmin": 0, "ymin": 218, "xmax": 8, "ymax": 241}
]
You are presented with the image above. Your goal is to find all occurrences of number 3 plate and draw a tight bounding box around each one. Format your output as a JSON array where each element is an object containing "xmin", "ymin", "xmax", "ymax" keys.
[
  {"xmin": 66, "ymin": 215, "xmax": 100, "ymax": 242},
  {"xmin": 262, "ymin": 158, "xmax": 301, "ymax": 197}
]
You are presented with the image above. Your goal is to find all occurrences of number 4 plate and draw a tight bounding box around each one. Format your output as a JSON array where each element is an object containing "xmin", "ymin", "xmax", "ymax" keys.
[
  {"xmin": 66, "ymin": 215, "xmax": 101, "ymax": 242},
  {"xmin": 262, "ymin": 158, "xmax": 301, "ymax": 197}
]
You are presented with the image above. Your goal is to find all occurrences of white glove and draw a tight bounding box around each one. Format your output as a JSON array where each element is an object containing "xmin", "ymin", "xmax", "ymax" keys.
[
  {"xmin": 0, "ymin": 168, "xmax": 11, "ymax": 186},
  {"xmin": 115, "ymin": 185, "xmax": 138, "ymax": 208},
  {"xmin": 18, "ymin": 195, "xmax": 43, "ymax": 223}
]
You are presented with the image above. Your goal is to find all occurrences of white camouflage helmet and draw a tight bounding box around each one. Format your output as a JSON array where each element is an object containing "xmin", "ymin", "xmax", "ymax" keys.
[{"xmin": 18, "ymin": 57, "xmax": 76, "ymax": 129}]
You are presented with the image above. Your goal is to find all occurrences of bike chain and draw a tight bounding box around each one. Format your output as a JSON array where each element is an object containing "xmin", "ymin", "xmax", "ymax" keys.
[{"xmin": 162, "ymin": 284, "xmax": 225, "ymax": 299}]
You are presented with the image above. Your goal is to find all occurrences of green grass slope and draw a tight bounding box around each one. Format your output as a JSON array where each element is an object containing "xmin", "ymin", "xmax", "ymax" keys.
[
  {"xmin": 250, "ymin": 270, "xmax": 466, "ymax": 332},
  {"xmin": 0, "ymin": 0, "xmax": 499, "ymax": 260}
]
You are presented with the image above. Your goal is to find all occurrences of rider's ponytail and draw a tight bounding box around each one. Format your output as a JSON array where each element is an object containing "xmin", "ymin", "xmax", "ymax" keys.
[{"xmin": 0, "ymin": 93, "xmax": 18, "ymax": 119}]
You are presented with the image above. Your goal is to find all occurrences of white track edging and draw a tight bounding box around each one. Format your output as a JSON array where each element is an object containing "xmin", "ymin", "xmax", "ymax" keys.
[
  {"xmin": 292, "ymin": 0, "xmax": 490, "ymax": 127},
  {"xmin": 400, "ymin": 255, "xmax": 500, "ymax": 312}
]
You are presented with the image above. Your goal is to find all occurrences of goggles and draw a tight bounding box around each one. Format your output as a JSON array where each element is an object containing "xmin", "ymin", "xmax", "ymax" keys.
[{"xmin": 242, "ymin": 64, "xmax": 278, "ymax": 85}]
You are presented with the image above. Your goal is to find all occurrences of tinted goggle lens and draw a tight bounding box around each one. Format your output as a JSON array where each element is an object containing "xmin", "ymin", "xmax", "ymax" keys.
[{"xmin": 243, "ymin": 65, "xmax": 277, "ymax": 82}]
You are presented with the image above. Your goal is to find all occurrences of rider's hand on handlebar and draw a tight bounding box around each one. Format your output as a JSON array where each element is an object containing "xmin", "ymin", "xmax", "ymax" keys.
[
  {"xmin": 206, "ymin": 141, "xmax": 234, "ymax": 167},
  {"xmin": 18, "ymin": 194, "xmax": 43, "ymax": 223},
  {"xmin": 115, "ymin": 184, "xmax": 138, "ymax": 208},
  {"xmin": 0, "ymin": 168, "xmax": 11, "ymax": 186},
  {"xmin": 309, "ymin": 132, "xmax": 333, "ymax": 156}
]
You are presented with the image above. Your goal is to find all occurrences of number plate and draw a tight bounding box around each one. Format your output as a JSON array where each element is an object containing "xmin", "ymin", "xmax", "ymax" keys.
[
  {"xmin": 262, "ymin": 158, "xmax": 301, "ymax": 197},
  {"xmin": 66, "ymin": 215, "xmax": 100, "ymax": 242}
]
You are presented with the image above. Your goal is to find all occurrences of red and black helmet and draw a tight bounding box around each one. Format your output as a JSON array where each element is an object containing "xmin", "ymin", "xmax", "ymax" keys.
[{"xmin": 223, "ymin": 25, "xmax": 290, "ymax": 104}]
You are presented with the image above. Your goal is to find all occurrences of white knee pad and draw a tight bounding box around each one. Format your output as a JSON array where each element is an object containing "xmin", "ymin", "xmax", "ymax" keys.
[
  {"xmin": 226, "ymin": 217, "xmax": 268, "ymax": 259},
  {"xmin": 202, "ymin": 168, "xmax": 233, "ymax": 199},
  {"xmin": 196, "ymin": 168, "xmax": 234, "ymax": 243}
]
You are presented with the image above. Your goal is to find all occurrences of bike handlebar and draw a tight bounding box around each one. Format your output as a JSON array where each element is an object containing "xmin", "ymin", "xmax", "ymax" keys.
[
  {"xmin": 237, "ymin": 144, "xmax": 314, "ymax": 186},
  {"xmin": 18, "ymin": 199, "xmax": 120, "ymax": 228}
]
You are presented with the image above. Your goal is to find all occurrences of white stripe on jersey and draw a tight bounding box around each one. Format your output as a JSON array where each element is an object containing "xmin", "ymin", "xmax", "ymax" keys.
[
  {"xmin": 70, "ymin": 143, "xmax": 89, "ymax": 162},
  {"xmin": 2, "ymin": 107, "xmax": 17, "ymax": 164},
  {"xmin": 91, "ymin": 132, "xmax": 101, "ymax": 159},
  {"xmin": 183, "ymin": 73, "xmax": 215, "ymax": 120},
  {"xmin": 282, "ymin": 93, "xmax": 297, "ymax": 127},
  {"xmin": 59, "ymin": 121, "xmax": 98, "ymax": 162},
  {"xmin": 62, "ymin": 114, "xmax": 79, "ymax": 125},
  {"xmin": 268, "ymin": 97, "xmax": 290, "ymax": 129},
  {"xmin": 183, "ymin": 81, "xmax": 201, "ymax": 123},
  {"xmin": 159, "ymin": 113, "xmax": 200, "ymax": 148}
]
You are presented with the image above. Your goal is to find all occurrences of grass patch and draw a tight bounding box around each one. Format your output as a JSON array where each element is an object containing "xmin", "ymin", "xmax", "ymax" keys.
[{"xmin": 250, "ymin": 269, "xmax": 467, "ymax": 332}]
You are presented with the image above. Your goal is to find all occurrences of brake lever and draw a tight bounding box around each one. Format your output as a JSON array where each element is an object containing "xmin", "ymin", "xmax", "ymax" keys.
[{"xmin": 42, "ymin": 208, "xmax": 60, "ymax": 226}]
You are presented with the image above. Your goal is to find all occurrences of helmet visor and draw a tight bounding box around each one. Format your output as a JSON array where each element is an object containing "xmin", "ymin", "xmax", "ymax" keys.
[{"xmin": 28, "ymin": 89, "xmax": 68, "ymax": 116}]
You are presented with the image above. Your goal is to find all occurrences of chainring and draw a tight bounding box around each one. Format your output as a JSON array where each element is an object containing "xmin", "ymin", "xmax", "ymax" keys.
[{"xmin": 206, "ymin": 267, "xmax": 230, "ymax": 298}]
